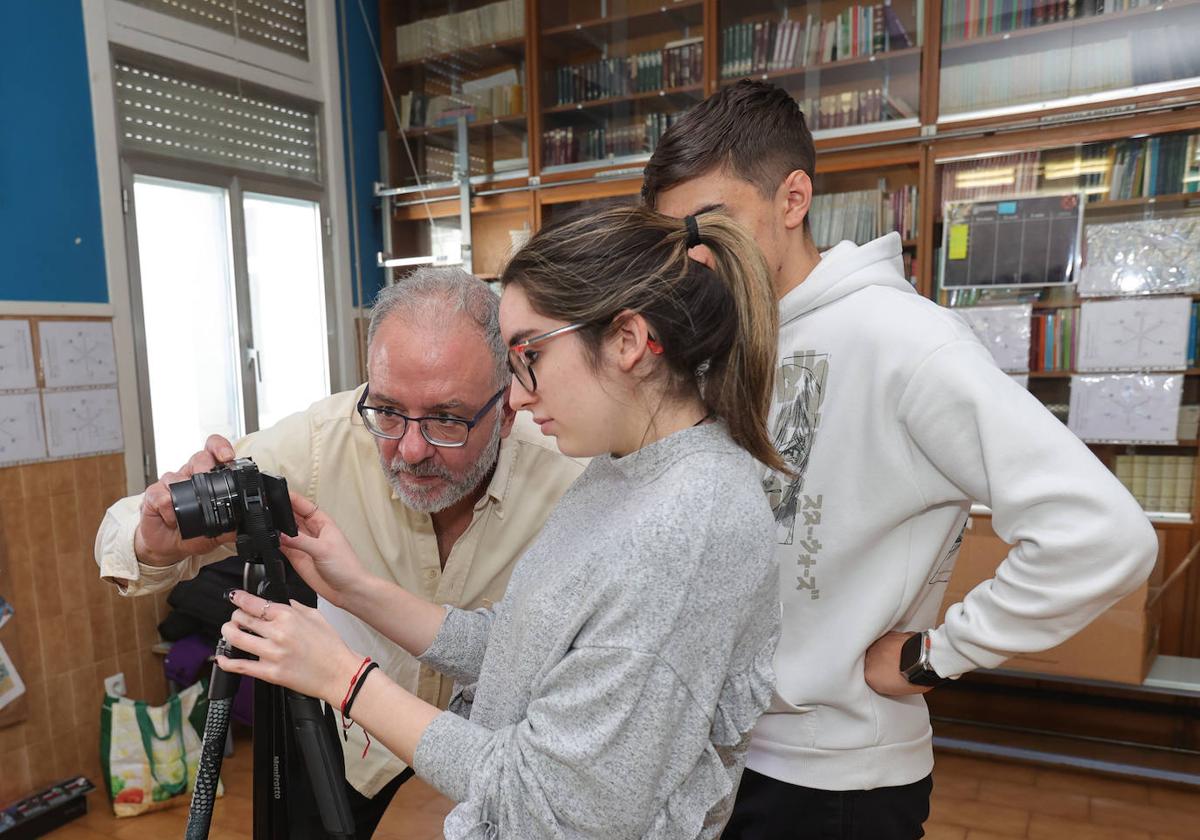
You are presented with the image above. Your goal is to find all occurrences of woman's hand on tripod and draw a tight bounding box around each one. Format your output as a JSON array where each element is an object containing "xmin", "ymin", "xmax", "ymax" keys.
[
  {"xmin": 218, "ymin": 589, "xmax": 363, "ymax": 708},
  {"xmin": 279, "ymin": 492, "xmax": 370, "ymax": 610}
]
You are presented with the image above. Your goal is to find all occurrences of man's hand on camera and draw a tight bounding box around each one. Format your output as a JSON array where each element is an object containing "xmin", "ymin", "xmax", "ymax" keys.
[{"xmin": 133, "ymin": 434, "xmax": 239, "ymax": 567}]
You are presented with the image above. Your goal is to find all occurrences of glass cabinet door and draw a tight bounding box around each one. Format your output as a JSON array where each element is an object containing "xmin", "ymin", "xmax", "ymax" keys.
[
  {"xmin": 389, "ymin": 0, "xmax": 529, "ymax": 187},
  {"xmin": 938, "ymin": 0, "xmax": 1200, "ymax": 123},
  {"xmin": 539, "ymin": 0, "xmax": 707, "ymax": 171},
  {"xmin": 718, "ymin": 0, "xmax": 924, "ymax": 137}
]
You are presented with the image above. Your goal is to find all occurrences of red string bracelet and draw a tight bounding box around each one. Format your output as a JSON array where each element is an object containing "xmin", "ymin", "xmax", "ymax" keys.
[
  {"xmin": 339, "ymin": 656, "xmax": 372, "ymax": 737},
  {"xmin": 338, "ymin": 656, "xmax": 380, "ymax": 757}
]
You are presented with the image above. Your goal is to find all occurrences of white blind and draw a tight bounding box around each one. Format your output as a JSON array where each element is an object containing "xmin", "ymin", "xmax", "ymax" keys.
[
  {"xmin": 123, "ymin": 0, "xmax": 309, "ymax": 59},
  {"xmin": 114, "ymin": 60, "xmax": 320, "ymax": 182}
]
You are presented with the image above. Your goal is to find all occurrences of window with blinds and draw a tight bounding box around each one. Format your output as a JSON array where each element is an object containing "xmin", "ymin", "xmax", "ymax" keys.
[
  {"xmin": 114, "ymin": 59, "xmax": 320, "ymax": 182},
  {"xmin": 122, "ymin": 0, "xmax": 309, "ymax": 58}
]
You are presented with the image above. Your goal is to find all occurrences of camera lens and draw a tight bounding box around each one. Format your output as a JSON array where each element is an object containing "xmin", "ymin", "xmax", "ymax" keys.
[{"xmin": 169, "ymin": 470, "xmax": 240, "ymax": 539}]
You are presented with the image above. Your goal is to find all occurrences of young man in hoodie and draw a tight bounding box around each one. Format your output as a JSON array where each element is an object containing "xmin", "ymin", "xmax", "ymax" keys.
[{"xmin": 643, "ymin": 80, "xmax": 1159, "ymax": 839}]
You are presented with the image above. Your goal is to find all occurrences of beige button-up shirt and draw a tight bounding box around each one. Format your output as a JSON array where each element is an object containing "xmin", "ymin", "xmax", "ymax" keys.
[{"xmin": 95, "ymin": 386, "xmax": 585, "ymax": 796}]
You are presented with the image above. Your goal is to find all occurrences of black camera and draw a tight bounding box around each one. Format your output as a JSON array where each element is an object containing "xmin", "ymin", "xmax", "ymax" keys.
[{"xmin": 168, "ymin": 458, "xmax": 298, "ymax": 540}]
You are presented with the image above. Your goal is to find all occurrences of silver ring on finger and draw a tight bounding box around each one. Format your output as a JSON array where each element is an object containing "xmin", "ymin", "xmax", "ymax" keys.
[{"xmin": 259, "ymin": 603, "xmax": 271, "ymax": 621}]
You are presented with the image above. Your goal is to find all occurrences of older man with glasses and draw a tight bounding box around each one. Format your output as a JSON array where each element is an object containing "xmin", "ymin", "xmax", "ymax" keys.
[{"xmin": 94, "ymin": 267, "xmax": 585, "ymax": 837}]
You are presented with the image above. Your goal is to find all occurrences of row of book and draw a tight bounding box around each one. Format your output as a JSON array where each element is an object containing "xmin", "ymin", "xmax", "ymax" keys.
[
  {"xmin": 719, "ymin": 5, "xmax": 914, "ymax": 79},
  {"xmin": 797, "ymin": 87, "xmax": 917, "ymax": 131},
  {"xmin": 398, "ymin": 84, "xmax": 524, "ymax": 132},
  {"xmin": 1113, "ymin": 454, "xmax": 1195, "ymax": 513},
  {"xmin": 809, "ymin": 185, "xmax": 919, "ymax": 247},
  {"xmin": 1029, "ymin": 307, "xmax": 1078, "ymax": 371},
  {"xmin": 1106, "ymin": 134, "xmax": 1200, "ymax": 200},
  {"xmin": 942, "ymin": 0, "xmax": 1109, "ymax": 43},
  {"xmin": 395, "ymin": 0, "xmax": 524, "ymax": 64},
  {"xmin": 541, "ymin": 113, "xmax": 678, "ymax": 168},
  {"xmin": 550, "ymin": 39, "xmax": 703, "ymax": 106},
  {"xmin": 940, "ymin": 36, "xmax": 1133, "ymax": 114}
]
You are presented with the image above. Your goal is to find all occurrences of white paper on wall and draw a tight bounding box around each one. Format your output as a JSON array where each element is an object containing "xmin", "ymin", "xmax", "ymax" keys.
[
  {"xmin": 0, "ymin": 321, "xmax": 37, "ymax": 391},
  {"xmin": 1077, "ymin": 296, "xmax": 1192, "ymax": 372},
  {"xmin": 43, "ymin": 388, "xmax": 123, "ymax": 458},
  {"xmin": 39, "ymin": 321, "xmax": 118, "ymax": 388},
  {"xmin": 1068, "ymin": 373, "xmax": 1183, "ymax": 443},
  {"xmin": 955, "ymin": 304, "xmax": 1033, "ymax": 372},
  {"xmin": 0, "ymin": 392, "xmax": 47, "ymax": 466}
]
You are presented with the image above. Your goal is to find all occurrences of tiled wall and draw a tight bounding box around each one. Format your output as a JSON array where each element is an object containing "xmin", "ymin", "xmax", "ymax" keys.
[{"xmin": 0, "ymin": 455, "xmax": 168, "ymax": 804}]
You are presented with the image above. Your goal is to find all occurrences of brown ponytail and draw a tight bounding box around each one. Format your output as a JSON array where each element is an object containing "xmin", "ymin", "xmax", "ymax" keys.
[{"xmin": 501, "ymin": 205, "xmax": 788, "ymax": 475}]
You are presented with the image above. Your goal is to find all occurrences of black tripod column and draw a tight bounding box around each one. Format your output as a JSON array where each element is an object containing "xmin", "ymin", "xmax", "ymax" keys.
[{"xmin": 184, "ymin": 641, "xmax": 241, "ymax": 840}]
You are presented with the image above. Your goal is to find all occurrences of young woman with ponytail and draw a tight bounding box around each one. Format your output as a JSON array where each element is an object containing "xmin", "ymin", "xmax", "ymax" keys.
[{"xmin": 215, "ymin": 205, "xmax": 786, "ymax": 839}]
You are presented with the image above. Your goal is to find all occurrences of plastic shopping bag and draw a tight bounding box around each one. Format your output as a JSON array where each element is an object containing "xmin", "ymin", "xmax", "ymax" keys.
[{"xmin": 99, "ymin": 680, "xmax": 223, "ymax": 817}]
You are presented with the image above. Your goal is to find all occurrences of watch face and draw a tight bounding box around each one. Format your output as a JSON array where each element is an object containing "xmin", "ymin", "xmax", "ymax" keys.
[{"xmin": 900, "ymin": 632, "xmax": 924, "ymax": 671}]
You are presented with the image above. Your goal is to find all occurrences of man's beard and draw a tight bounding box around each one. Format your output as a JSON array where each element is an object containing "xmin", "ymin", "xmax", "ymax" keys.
[{"xmin": 380, "ymin": 416, "xmax": 502, "ymax": 514}]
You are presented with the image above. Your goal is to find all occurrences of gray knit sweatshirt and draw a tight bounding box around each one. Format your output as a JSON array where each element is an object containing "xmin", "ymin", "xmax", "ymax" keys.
[{"xmin": 413, "ymin": 423, "xmax": 779, "ymax": 839}]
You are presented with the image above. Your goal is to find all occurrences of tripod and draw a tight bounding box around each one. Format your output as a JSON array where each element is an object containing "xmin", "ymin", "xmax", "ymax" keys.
[{"xmin": 183, "ymin": 505, "xmax": 355, "ymax": 839}]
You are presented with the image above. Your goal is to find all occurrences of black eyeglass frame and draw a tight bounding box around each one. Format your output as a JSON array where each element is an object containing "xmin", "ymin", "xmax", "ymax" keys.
[{"xmin": 356, "ymin": 384, "xmax": 507, "ymax": 447}]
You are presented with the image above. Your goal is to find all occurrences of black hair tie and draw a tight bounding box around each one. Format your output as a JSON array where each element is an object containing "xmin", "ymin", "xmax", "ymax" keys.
[{"xmin": 684, "ymin": 215, "xmax": 703, "ymax": 249}]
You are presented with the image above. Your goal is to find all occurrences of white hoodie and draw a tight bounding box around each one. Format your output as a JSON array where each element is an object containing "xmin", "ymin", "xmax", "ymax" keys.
[{"xmin": 751, "ymin": 232, "xmax": 1158, "ymax": 791}]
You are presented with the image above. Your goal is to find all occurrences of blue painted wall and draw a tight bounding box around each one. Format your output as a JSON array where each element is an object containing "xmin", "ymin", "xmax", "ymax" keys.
[
  {"xmin": 0, "ymin": 1, "xmax": 383, "ymax": 307},
  {"xmin": 336, "ymin": 0, "xmax": 386, "ymax": 308},
  {"xmin": 0, "ymin": 1, "xmax": 108, "ymax": 303}
]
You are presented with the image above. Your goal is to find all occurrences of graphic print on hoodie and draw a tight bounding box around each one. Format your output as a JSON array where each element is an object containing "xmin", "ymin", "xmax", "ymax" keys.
[{"xmin": 763, "ymin": 350, "xmax": 828, "ymax": 600}]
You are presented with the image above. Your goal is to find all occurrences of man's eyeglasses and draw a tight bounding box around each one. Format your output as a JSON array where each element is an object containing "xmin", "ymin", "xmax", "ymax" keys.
[
  {"xmin": 507, "ymin": 322, "xmax": 587, "ymax": 393},
  {"xmin": 356, "ymin": 384, "xmax": 506, "ymax": 447}
]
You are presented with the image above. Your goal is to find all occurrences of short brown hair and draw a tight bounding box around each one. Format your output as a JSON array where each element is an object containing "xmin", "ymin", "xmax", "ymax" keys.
[
  {"xmin": 501, "ymin": 205, "xmax": 788, "ymax": 474},
  {"xmin": 641, "ymin": 80, "xmax": 816, "ymax": 210}
]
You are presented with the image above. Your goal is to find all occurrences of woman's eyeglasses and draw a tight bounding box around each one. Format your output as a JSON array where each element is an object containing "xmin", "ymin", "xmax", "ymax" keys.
[{"xmin": 507, "ymin": 322, "xmax": 587, "ymax": 393}]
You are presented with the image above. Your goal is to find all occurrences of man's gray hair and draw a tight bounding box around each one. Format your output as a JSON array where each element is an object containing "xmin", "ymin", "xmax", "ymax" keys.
[{"xmin": 367, "ymin": 267, "xmax": 508, "ymax": 387}]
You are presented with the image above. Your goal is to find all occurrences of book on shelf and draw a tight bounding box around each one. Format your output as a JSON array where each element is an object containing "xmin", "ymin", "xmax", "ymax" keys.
[
  {"xmin": 1113, "ymin": 453, "xmax": 1195, "ymax": 513},
  {"xmin": 719, "ymin": 3, "xmax": 913, "ymax": 79},
  {"xmin": 795, "ymin": 87, "xmax": 916, "ymax": 130},
  {"xmin": 810, "ymin": 185, "xmax": 918, "ymax": 247},
  {"xmin": 395, "ymin": 0, "xmax": 525, "ymax": 63},
  {"xmin": 399, "ymin": 78, "xmax": 524, "ymax": 131},
  {"xmin": 542, "ymin": 113, "xmax": 678, "ymax": 167},
  {"xmin": 1029, "ymin": 307, "xmax": 1078, "ymax": 371},
  {"xmin": 551, "ymin": 40, "xmax": 702, "ymax": 106},
  {"xmin": 1106, "ymin": 133, "xmax": 1200, "ymax": 200}
]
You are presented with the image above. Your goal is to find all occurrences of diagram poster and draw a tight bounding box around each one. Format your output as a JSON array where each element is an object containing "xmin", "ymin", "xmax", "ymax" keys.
[
  {"xmin": 1068, "ymin": 374, "xmax": 1183, "ymax": 443},
  {"xmin": 956, "ymin": 304, "xmax": 1033, "ymax": 372},
  {"xmin": 0, "ymin": 320, "xmax": 37, "ymax": 391},
  {"xmin": 39, "ymin": 321, "xmax": 119, "ymax": 388},
  {"xmin": 0, "ymin": 392, "xmax": 47, "ymax": 466},
  {"xmin": 1077, "ymin": 297, "xmax": 1192, "ymax": 372},
  {"xmin": 43, "ymin": 388, "xmax": 123, "ymax": 458}
]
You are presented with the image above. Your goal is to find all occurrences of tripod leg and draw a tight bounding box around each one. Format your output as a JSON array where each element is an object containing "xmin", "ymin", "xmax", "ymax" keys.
[
  {"xmin": 184, "ymin": 643, "xmax": 239, "ymax": 840},
  {"xmin": 286, "ymin": 691, "xmax": 356, "ymax": 839}
]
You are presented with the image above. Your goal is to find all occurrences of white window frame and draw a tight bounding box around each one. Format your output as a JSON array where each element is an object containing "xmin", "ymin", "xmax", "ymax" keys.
[{"xmin": 82, "ymin": 0, "xmax": 357, "ymax": 492}]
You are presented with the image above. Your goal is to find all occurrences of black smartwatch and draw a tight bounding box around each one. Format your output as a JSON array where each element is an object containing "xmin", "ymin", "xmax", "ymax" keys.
[{"xmin": 899, "ymin": 630, "xmax": 948, "ymax": 688}]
